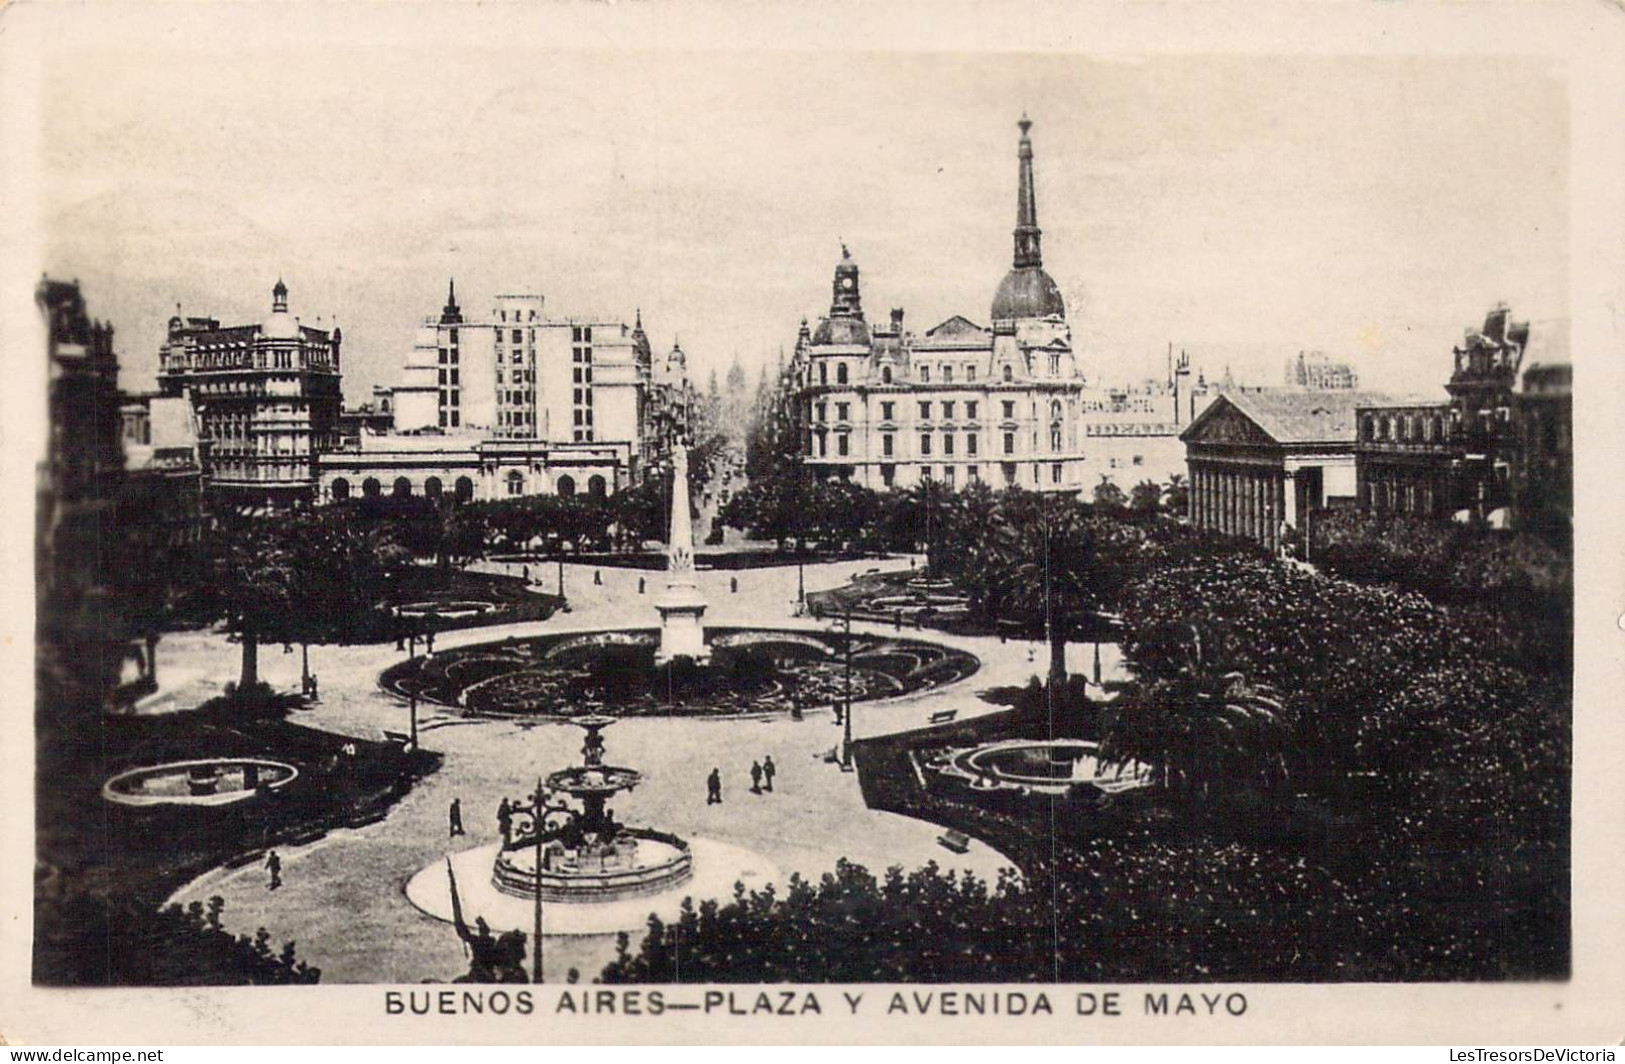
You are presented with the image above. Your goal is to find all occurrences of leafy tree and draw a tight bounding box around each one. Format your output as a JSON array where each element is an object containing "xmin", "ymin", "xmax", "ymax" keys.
[
  {"xmin": 1130, "ymin": 479, "xmax": 1163, "ymax": 515},
  {"xmin": 1163, "ymin": 473, "xmax": 1190, "ymax": 517},
  {"xmin": 1092, "ymin": 476, "xmax": 1127, "ymax": 511}
]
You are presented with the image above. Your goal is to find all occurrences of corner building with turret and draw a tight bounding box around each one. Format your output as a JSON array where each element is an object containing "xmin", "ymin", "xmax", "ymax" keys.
[{"xmin": 789, "ymin": 117, "xmax": 1210, "ymax": 495}]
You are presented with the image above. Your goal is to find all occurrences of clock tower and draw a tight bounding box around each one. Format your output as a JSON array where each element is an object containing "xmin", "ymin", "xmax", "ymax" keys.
[{"xmin": 830, "ymin": 243, "xmax": 864, "ymax": 321}]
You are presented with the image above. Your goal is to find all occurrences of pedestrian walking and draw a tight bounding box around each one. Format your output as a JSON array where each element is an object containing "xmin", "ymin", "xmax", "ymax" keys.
[
  {"xmin": 750, "ymin": 760, "xmax": 764, "ymax": 795},
  {"xmin": 594, "ymin": 570, "xmax": 603, "ymax": 586},
  {"xmin": 638, "ymin": 576, "xmax": 646, "ymax": 594},
  {"xmin": 449, "ymin": 798, "xmax": 465, "ymax": 838},
  {"xmin": 730, "ymin": 576, "xmax": 739, "ymax": 594},
  {"xmin": 309, "ymin": 673, "xmax": 319, "ymax": 700},
  {"xmin": 265, "ymin": 851, "xmax": 282, "ymax": 891},
  {"xmin": 523, "ymin": 565, "xmax": 530, "ymax": 582},
  {"xmin": 707, "ymin": 768, "xmax": 722, "ymax": 805},
  {"xmin": 762, "ymin": 755, "xmax": 776, "ymax": 793},
  {"xmin": 497, "ymin": 797, "xmax": 512, "ymax": 842}
]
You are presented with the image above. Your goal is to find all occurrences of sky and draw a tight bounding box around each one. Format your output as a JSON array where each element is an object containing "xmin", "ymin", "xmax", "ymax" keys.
[{"xmin": 38, "ymin": 44, "xmax": 1568, "ymax": 404}]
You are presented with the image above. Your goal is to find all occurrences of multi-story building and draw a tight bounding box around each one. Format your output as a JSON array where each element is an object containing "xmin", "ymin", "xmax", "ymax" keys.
[
  {"xmin": 156, "ymin": 279, "xmax": 343, "ymax": 508},
  {"xmin": 1284, "ymin": 350, "xmax": 1359, "ymax": 390},
  {"xmin": 1513, "ymin": 361, "xmax": 1571, "ymax": 531},
  {"xmin": 317, "ymin": 282, "xmax": 683, "ymax": 504},
  {"xmin": 1354, "ymin": 304, "xmax": 1569, "ymax": 528},
  {"xmin": 787, "ymin": 116, "xmax": 1211, "ymax": 495},
  {"xmin": 118, "ymin": 393, "xmax": 205, "ymax": 555}
]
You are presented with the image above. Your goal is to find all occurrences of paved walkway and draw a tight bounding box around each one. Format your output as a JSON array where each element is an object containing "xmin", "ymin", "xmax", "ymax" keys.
[{"xmin": 158, "ymin": 557, "xmax": 1130, "ymax": 983}]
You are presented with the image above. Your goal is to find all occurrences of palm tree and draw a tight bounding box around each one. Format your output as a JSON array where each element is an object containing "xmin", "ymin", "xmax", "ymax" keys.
[{"xmin": 1101, "ymin": 623, "xmax": 1293, "ymax": 796}]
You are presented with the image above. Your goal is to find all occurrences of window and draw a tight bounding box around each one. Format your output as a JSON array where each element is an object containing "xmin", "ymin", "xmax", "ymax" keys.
[
  {"xmin": 943, "ymin": 433, "xmax": 955, "ymax": 455},
  {"xmin": 920, "ymin": 365, "xmax": 931, "ymax": 383},
  {"xmin": 507, "ymin": 471, "xmax": 524, "ymax": 496},
  {"xmin": 967, "ymin": 433, "xmax": 978, "ymax": 456},
  {"xmin": 837, "ymin": 363, "xmax": 848, "ymax": 384},
  {"xmin": 1003, "ymin": 365, "xmax": 1013, "ymax": 383},
  {"xmin": 882, "ymin": 465, "xmax": 895, "ymax": 487},
  {"xmin": 967, "ymin": 366, "xmax": 977, "ymax": 382},
  {"xmin": 1003, "ymin": 432, "xmax": 1015, "ymax": 455},
  {"xmin": 945, "ymin": 466, "xmax": 956, "ymax": 485},
  {"xmin": 819, "ymin": 363, "xmax": 828, "ymax": 385},
  {"xmin": 450, "ymin": 369, "xmax": 459, "ymax": 385},
  {"xmin": 836, "ymin": 402, "xmax": 849, "ymax": 421},
  {"xmin": 817, "ymin": 434, "xmax": 827, "ymax": 457},
  {"xmin": 817, "ymin": 402, "xmax": 828, "ymax": 422},
  {"xmin": 1052, "ymin": 463, "xmax": 1062, "ymax": 484},
  {"xmin": 439, "ymin": 369, "xmax": 448, "ymax": 385},
  {"xmin": 882, "ymin": 367, "xmax": 893, "ymax": 384},
  {"xmin": 918, "ymin": 401, "xmax": 931, "ymax": 420},
  {"xmin": 512, "ymin": 329, "xmax": 523, "ymax": 345},
  {"xmin": 967, "ymin": 401, "xmax": 978, "ymax": 419},
  {"xmin": 837, "ymin": 435, "xmax": 849, "ymax": 456},
  {"xmin": 943, "ymin": 366, "xmax": 953, "ymax": 384},
  {"xmin": 1050, "ymin": 426, "xmax": 1062, "ymax": 451},
  {"xmin": 943, "ymin": 401, "xmax": 955, "ymax": 419},
  {"xmin": 968, "ymin": 465, "xmax": 979, "ymax": 480},
  {"xmin": 881, "ymin": 401, "xmax": 895, "ymax": 421},
  {"xmin": 882, "ymin": 433, "xmax": 894, "ymax": 457},
  {"xmin": 920, "ymin": 433, "xmax": 932, "ymax": 456},
  {"xmin": 1002, "ymin": 400, "xmax": 1015, "ymax": 419}
]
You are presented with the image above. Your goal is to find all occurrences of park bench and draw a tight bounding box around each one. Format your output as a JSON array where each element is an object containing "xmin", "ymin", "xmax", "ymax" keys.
[
  {"xmin": 928, "ymin": 709, "xmax": 957, "ymax": 725},
  {"xmin": 937, "ymin": 829, "xmax": 971, "ymax": 854}
]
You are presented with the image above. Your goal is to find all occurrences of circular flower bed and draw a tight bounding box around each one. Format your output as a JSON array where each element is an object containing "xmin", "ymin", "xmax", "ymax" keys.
[{"xmin": 379, "ymin": 627, "xmax": 979, "ymax": 718}]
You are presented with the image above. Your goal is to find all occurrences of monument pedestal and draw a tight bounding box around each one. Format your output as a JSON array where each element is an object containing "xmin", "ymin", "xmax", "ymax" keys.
[
  {"xmin": 656, "ymin": 599, "xmax": 710, "ymax": 665},
  {"xmin": 655, "ymin": 442, "xmax": 711, "ymax": 665}
]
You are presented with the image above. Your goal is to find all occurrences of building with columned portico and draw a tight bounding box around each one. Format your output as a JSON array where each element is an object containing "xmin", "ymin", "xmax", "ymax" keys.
[{"xmin": 1181, "ymin": 388, "xmax": 1395, "ymax": 553}]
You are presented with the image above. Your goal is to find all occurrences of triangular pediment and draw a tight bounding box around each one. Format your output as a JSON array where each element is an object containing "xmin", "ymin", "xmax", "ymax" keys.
[
  {"xmin": 1179, "ymin": 397, "xmax": 1277, "ymax": 446},
  {"xmin": 925, "ymin": 315, "xmax": 989, "ymax": 339}
]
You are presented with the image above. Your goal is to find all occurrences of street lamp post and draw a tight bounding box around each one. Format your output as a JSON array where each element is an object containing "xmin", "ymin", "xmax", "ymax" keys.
[
  {"xmin": 532, "ymin": 775, "xmax": 545, "ymax": 985},
  {"xmin": 838, "ymin": 608, "xmax": 854, "ymax": 769},
  {"xmin": 797, "ymin": 560, "xmax": 805, "ymax": 604},
  {"xmin": 408, "ymin": 690, "xmax": 418, "ymax": 751},
  {"xmin": 558, "ymin": 559, "xmax": 565, "ymax": 599}
]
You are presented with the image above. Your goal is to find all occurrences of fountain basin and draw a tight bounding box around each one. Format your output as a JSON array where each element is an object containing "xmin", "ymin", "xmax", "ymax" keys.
[
  {"xmin": 406, "ymin": 838, "xmax": 778, "ymax": 936},
  {"xmin": 932, "ymin": 740, "xmax": 1152, "ymax": 796},
  {"xmin": 491, "ymin": 829, "xmax": 693, "ymax": 903},
  {"xmin": 102, "ymin": 758, "xmax": 298, "ymax": 808}
]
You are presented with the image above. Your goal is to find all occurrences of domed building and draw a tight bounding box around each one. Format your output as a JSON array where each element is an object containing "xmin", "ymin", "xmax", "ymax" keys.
[
  {"xmin": 787, "ymin": 116, "xmax": 1209, "ymax": 496},
  {"xmin": 156, "ymin": 279, "xmax": 343, "ymax": 508}
]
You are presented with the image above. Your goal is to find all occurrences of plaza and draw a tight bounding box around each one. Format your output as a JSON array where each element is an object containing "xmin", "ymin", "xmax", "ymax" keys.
[{"xmin": 151, "ymin": 554, "xmax": 1119, "ymax": 983}]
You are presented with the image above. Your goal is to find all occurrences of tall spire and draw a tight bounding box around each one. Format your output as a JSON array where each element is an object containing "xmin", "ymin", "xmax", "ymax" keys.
[
  {"xmin": 272, "ymin": 277, "xmax": 289, "ymax": 312},
  {"xmin": 440, "ymin": 277, "xmax": 463, "ymax": 325},
  {"xmin": 1013, "ymin": 113, "xmax": 1043, "ymax": 269}
]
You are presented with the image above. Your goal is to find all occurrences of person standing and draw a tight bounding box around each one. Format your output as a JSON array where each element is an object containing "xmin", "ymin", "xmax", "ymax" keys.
[
  {"xmin": 707, "ymin": 768, "xmax": 722, "ymax": 805},
  {"xmin": 749, "ymin": 760, "xmax": 764, "ymax": 795},
  {"xmin": 497, "ymin": 797, "xmax": 513, "ymax": 842},
  {"xmin": 762, "ymin": 756, "xmax": 776, "ymax": 793},
  {"xmin": 449, "ymin": 798, "xmax": 465, "ymax": 838},
  {"xmin": 265, "ymin": 851, "xmax": 282, "ymax": 891}
]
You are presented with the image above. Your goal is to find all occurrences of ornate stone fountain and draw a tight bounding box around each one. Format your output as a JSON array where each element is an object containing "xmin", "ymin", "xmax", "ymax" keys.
[{"xmin": 489, "ymin": 715, "xmax": 693, "ymax": 903}]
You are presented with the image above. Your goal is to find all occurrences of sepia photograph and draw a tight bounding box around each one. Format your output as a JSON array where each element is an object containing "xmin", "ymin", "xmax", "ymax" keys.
[{"xmin": 5, "ymin": 0, "xmax": 1623, "ymax": 1047}]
